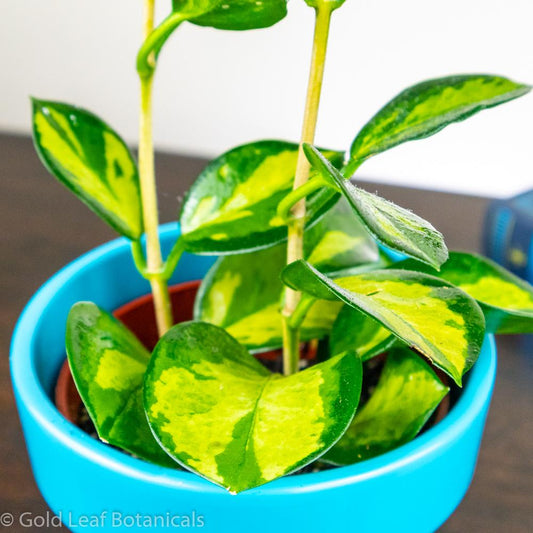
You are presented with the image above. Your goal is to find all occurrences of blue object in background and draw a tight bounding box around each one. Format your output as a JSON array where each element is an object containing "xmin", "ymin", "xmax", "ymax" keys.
[
  {"xmin": 483, "ymin": 189, "xmax": 533, "ymax": 283},
  {"xmin": 484, "ymin": 189, "xmax": 533, "ymax": 352}
]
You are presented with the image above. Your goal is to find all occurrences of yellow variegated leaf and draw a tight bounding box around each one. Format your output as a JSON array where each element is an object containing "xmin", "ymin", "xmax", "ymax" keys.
[
  {"xmin": 323, "ymin": 348, "xmax": 449, "ymax": 465},
  {"xmin": 144, "ymin": 322, "xmax": 362, "ymax": 493},
  {"xmin": 329, "ymin": 305, "xmax": 396, "ymax": 361},
  {"xmin": 282, "ymin": 261, "xmax": 486, "ymax": 385},
  {"xmin": 66, "ymin": 303, "xmax": 175, "ymax": 467},
  {"xmin": 32, "ymin": 99, "xmax": 143, "ymax": 239},
  {"xmin": 396, "ymin": 252, "xmax": 533, "ymax": 333},
  {"xmin": 346, "ymin": 75, "xmax": 531, "ymax": 174},
  {"xmin": 194, "ymin": 243, "xmax": 342, "ymax": 351},
  {"xmin": 194, "ymin": 200, "xmax": 379, "ymax": 351},
  {"xmin": 180, "ymin": 140, "xmax": 343, "ymax": 254},
  {"xmin": 304, "ymin": 144, "xmax": 448, "ymax": 269}
]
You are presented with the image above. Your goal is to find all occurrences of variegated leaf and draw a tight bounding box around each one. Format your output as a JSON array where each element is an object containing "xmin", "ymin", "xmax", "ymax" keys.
[
  {"xmin": 304, "ymin": 144, "xmax": 448, "ymax": 269},
  {"xmin": 282, "ymin": 260, "xmax": 485, "ymax": 385},
  {"xmin": 66, "ymin": 302, "xmax": 175, "ymax": 467},
  {"xmin": 191, "ymin": 0, "xmax": 288, "ymax": 30},
  {"xmin": 32, "ymin": 99, "xmax": 143, "ymax": 240},
  {"xmin": 194, "ymin": 244, "xmax": 342, "ymax": 351},
  {"xmin": 194, "ymin": 199, "xmax": 379, "ymax": 351},
  {"xmin": 144, "ymin": 322, "xmax": 362, "ymax": 493},
  {"xmin": 329, "ymin": 305, "xmax": 396, "ymax": 361},
  {"xmin": 140, "ymin": 2, "xmax": 287, "ymax": 77},
  {"xmin": 305, "ymin": 198, "xmax": 379, "ymax": 275},
  {"xmin": 396, "ymin": 252, "xmax": 533, "ymax": 333},
  {"xmin": 345, "ymin": 75, "xmax": 531, "ymax": 174},
  {"xmin": 180, "ymin": 140, "xmax": 342, "ymax": 254},
  {"xmin": 323, "ymin": 348, "xmax": 449, "ymax": 465}
]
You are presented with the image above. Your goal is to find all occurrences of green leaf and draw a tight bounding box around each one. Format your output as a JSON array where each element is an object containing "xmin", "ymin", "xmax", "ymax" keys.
[
  {"xmin": 32, "ymin": 99, "xmax": 143, "ymax": 240},
  {"xmin": 304, "ymin": 144, "xmax": 448, "ymax": 269},
  {"xmin": 194, "ymin": 199, "xmax": 379, "ymax": 350},
  {"xmin": 191, "ymin": 0, "xmax": 288, "ymax": 30},
  {"xmin": 180, "ymin": 140, "xmax": 342, "ymax": 254},
  {"xmin": 282, "ymin": 260, "xmax": 486, "ymax": 385},
  {"xmin": 329, "ymin": 305, "xmax": 396, "ymax": 361},
  {"xmin": 195, "ymin": 244, "xmax": 289, "ymax": 350},
  {"xmin": 305, "ymin": 198, "xmax": 380, "ymax": 275},
  {"xmin": 65, "ymin": 303, "xmax": 175, "ymax": 467},
  {"xmin": 323, "ymin": 348, "xmax": 449, "ymax": 465},
  {"xmin": 139, "ymin": 1, "xmax": 287, "ymax": 78},
  {"xmin": 347, "ymin": 75, "xmax": 531, "ymax": 173},
  {"xmin": 194, "ymin": 245, "xmax": 342, "ymax": 351},
  {"xmin": 395, "ymin": 252, "xmax": 533, "ymax": 334},
  {"xmin": 144, "ymin": 322, "xmax": 362, "ymax": 493}
]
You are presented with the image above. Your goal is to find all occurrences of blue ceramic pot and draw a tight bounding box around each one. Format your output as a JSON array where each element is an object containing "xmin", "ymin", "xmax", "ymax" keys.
[{"xmin": 11, "ymin": 224, "xmax": 497, "ymax": 533}]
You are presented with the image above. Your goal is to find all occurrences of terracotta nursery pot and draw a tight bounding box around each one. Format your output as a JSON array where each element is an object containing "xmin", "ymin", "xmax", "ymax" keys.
[{"xmin": 10, "ymin": 224, "xmax": 497, "ymax": 533}]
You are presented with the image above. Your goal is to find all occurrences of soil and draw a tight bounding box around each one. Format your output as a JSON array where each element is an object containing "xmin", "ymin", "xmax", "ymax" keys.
[{"xmin": 55, "ymin": 280, "xmax": 453, "ymax": 473}]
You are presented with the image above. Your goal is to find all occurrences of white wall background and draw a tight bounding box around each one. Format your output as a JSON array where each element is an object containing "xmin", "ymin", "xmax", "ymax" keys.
[{"xmin": 1, "ymin": 0, "xmax": 532, "ymax": 197}]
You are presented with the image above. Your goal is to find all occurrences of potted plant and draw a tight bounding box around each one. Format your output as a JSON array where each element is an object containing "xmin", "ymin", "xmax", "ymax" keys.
[{"xmin": 10, "ymin": 0, "xmax": 533, "ymax": 531}]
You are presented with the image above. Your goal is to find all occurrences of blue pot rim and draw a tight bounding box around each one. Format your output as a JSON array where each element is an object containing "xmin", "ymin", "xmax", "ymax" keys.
[{"xmin": 11, "ymin": 223, "xmax": 497, "ymax": 497}]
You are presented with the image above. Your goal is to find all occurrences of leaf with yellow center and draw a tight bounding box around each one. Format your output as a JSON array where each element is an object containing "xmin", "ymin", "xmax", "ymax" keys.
[
  {"xmin": 346, "ymin": 75, "xmax": 531, "ymax": 173},
  {"xmin": 32, "ymin": 99, "xmax": 143, "ymax": 239},
  {"xmin": 194, "ymin": 199, "xmax": 378, "ymax": 351},
  {"xmin": 144, "ymin": 321, "xmax": 362, "ymax": 493},
  {"xmin": 395, "ymin": 252, "xmax": 533, "ymax": 333},
  {"xmin": 66, "ymin": 302, "xmax": 176, "ymax": 467},
  {"xmin": 323, "ymin": 347, "xmax": 449, "ymax": 465},
  {"xmin": 329, "ymin": 305, "xmax": 396, "ymax": 361},
  {"xmin": 180, "ymin": 140, "xmax": 343, "ymax": 254},
  {"xmin": 281, "ymin": 261, "xmax": 486, "ymax": 385}
]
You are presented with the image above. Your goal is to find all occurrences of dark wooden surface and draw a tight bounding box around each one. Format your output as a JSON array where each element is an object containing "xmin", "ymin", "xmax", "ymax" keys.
[{"xmin": 1, "ymin": 133, "xmax": 532, "ymax": 532}]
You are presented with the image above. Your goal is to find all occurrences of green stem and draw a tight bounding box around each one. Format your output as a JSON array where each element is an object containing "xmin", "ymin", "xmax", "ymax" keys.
[
  {"xmin": 282, "ymin": 3, "xmax": 334, "ymax": 375},
  {"xmin": 277, "ymin": 178, "xmax": 327, "ymax": 222},
  {"xmin": 138, "ymin": 0, "xmax": 173, "ymax": 336},
  {"xmin": 282, "ymin": 295, "xmax": 317, "ymax": 375},
  {"xmin": 162, "ymin": 236, "xmax": 186, "ymax": 280},
  {"xmin": 131, "ymin": 240, "xmax": 148, "ymax": 276},
  {"xmin": 282, "ymin": 325, "xmax": 300, "ymax": 375},
  {"xmin": 341, "ymin": 158, "xmax": 363, "ymax": 180},
  {"xmin": 137, "ymin": 12, "xmax": 186, "ymax": 78},
  {"xmin": 288, "ymin": 294, "xmax": 316, "ymax": 330}
]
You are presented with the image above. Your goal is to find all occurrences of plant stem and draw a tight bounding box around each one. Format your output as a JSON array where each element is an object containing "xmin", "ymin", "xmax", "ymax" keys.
[
  {"xmin": 282, "ymin": 3, "xmax": 334, "ymax": 375},
  {"xmin": 341, "ymin": 158, "xmax": 363, "ymax": 179},
  {"xmin": 131, "ymin": 240, "xmax": 148, "ymax": 276},
  {"xmin": 137, "ymin": 12, "xmax": 186, "ymax": 78},
  {"xmin": 288, "ymin": 294, "xmax": 316, "ymax": 330},
  {"xmin": 138, "ymin": 0, "xmax": 173, "ymax": 336},
  {"xmin": 162, "ymin": 236, "xmax": 186, "ymax": 280},
  {"xmin": 277, "ymin": 177, "xmax": 327, "ymax": 222}
]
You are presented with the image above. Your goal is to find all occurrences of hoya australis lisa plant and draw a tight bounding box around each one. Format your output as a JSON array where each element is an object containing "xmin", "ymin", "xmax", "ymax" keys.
[{"xmin": 31, "ymin": 0, "xmax": 533, "ymax": 493}]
